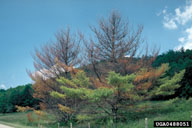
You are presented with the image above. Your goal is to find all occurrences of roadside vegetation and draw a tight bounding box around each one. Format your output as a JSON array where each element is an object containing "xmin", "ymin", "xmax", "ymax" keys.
[{"xmin": 0, "ymin": 98, "xmax": 192, "ymax": 128}]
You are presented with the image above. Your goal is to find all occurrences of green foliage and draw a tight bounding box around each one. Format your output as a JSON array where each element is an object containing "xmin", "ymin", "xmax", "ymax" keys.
[
  {"xmin": 50, "ymin": 64, "xmax": 169, "ymax": 124},
  {"xmin": 152, "ymin": 49, "xmax": 192, "ymax": 77},
  {"xmin": 0, "ymin": 84, "xmax": 39, "ymax": 113},
  {"xmin": 51, "ymin": 70, "xmax": 152, "ymax": 123},
  {"xmin": 0, "ymin": 111, "xmax": 56, "ymax": 128},
  {"xmin": 76, "ymin": 114, "xmax": 92, "ymax": 122},
  {"xmin": 50, "ymin": 70, "xmax": 93, "ymax": 122},
  {"xmin": 154, "ymin": 70, "xmax": 185, "ymax": 96},
  {"xmin": 153, "ymin": 49, "xmax": 192, "ymax": 98},
  {"xmin": 107, "ymin": 71, "xmax": 135, "ymax": 90},
  {"xmin": 57, "ymin": 77, "xmax": 77, "ymax": 88},
  {"xmin": 50, "ymin": 91, "xmax": 66, "ymax": 99},
  {"xmin": 176, "ymin": 66, "xmax": 192, "ymax": 99},
  {"xmin": 56, "ymin": 71, "xmax": 90, "ymax": 89},
  {"xmin": 60, "ymin": 86, "xmax": 91, "ymax": 99},
  {"xmin": 88, "ymin": 87, "xmax": 114, "ymax": 102},
  {"xmin": 1, "ymin": 98, "xmax": 192, "ymax": 128},
  {"xmin": 72, "ymin": 71, "xmax": 90, "ymax": 88}
]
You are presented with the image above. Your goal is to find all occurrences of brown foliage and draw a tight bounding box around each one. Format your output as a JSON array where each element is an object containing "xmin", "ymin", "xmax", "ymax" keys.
[
  {"xmin": 83, "ymin": 11, "xmax": 159, "ymax": 79},
  {"xmin": 89, "ymin": 77, "xmax": 111, "ymax": 89},
  {"xmin": 34, "ymin": 110, "xmax": 46, "ymax": 120},
  {"xmin": 28, "ymin": 28, "xmax": 83, "ymax": 122},
  {"xmin": 28, "ymin": 27, "xmax": 82, "ymax": 81},
  {"xmin": 27, "ymin": 112, "xmax": 34, "ymax": 122},
  {"xmin": 39, "ymin": 103, "xmax": 46, "ymax": 110},
  {"xmin": 15, "ymin": 105, "xmax": 33, "ymax": 112},
  {"xmin": 58, "ymin": 104, "xmax": 74, "ymax": 114},
  {"xmin": 90, "ymin": 11, "xmax": 143, "ymax": 63},
  {"xmin": 134, "ymin": 64, "xmax": 167, "ymax": 91}
]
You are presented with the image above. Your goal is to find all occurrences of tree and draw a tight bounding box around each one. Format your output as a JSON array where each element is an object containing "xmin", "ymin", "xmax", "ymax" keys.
[
  {"xmin": 20, "ymin": 85, "xmax": 39, "ymax": 107},
  {"xmin": 83, "ymin": 11, "xmax": 159, "ymax": 80},
  {"xmin": 151, "ymin": 69, "xmax": 185, "ymax": 100},
  {"xmin": 0, "ymin": 84, "xmax": 38, "ymax": 113},
  {"xmin": 29, "ymin": 12, "xmax": 160, "ymax": 124},
  {"xmin": 90, "ymin": 11, "xmax": 142, "ymax": 63},
  {"xmin": 29, "ymin": 28, "xmax": 81, "ymax": 80},
  {"xmin": 28, "ymin": 28, "xmax": 82, "ymax": 120},
  {"xmin": 0, "ymin": 93, "xmax": 7, "ymax": 113},
  {"xmin": 134, "ymin": 63, "xmax": 169, "ymax": 96},
  {"xmin": 152, "ymin": 49, "xmax": 192, "ymax": 99},
  {"xmin": 50, "ymin": 69, "xmax": 90, "ymax": 122},
  {"xmin": 152, "ymin": 49, "xmax": 192, "ymax": 77},
  {"xmin": 51, "ymin": 64, "xmax": 167, "ymax": 125},
  {"xmin": 176, "ymin": 66, "xmax": 192, "ymax": 99}
]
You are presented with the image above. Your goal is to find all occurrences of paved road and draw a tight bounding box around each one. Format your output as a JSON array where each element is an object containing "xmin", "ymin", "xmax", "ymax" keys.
[{"xmin": 0, "ymin": 124, "xmax": 14, "ymax": 128}]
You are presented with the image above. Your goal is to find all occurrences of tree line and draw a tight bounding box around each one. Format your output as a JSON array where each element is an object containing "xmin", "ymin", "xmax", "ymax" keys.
[{"xmin": 0, "ymin": 84, "xmax": 39, "ymax": 113}]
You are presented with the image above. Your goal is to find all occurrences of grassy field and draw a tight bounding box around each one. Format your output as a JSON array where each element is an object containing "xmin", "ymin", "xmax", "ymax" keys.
[{"xmin": 0, "ymin": 98, "xmax": 192, "ymax": 128}]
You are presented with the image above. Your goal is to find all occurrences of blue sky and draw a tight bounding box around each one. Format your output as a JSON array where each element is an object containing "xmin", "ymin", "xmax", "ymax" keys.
[{"xmin": 0, "ymin": 0, "xmax": 191, "ymax": 88}]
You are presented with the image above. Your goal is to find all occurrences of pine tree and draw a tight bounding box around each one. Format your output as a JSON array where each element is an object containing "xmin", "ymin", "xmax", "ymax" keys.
[
  {"xmin": 51, "ymin": 70, "xmax": 91, "ymax": 122},
  {"xmin": 152, "ymin": 69, "xmax": 185, "ymax": 99},
  {"xmin": 50, "ymin": 64, "xmax": 167, "ymax": 124}
]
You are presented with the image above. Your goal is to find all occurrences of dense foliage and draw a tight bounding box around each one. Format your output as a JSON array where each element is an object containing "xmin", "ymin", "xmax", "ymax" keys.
[
  {"xmin": 151, "ymin": 69, "xmax": 185, "ymax": 100},
  {"xmin": 0, "ymin": 84, "xmax": 39, "ymax": 113},
  {"xmin": 152, "ymin": 49, "xmax": 192, "ymax": 98},
  {"xmin": 152, "ymin": 49, "xmax": 192, "ymax": 76},
  {"xmin": 176, "ymin": 66, "xmax": 192, "ymax": 99},
  {"xmin": 50, "ymin": 64, "xmax": 169, "ymax": 124}
]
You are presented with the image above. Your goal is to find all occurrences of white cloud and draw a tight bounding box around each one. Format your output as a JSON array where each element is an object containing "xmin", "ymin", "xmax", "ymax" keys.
[
  {"xmin": 175, "ymin": 26, "xmax": 192, "ymax": 50},
  {"xmin": 174, "ymin": 3, "xmax": 192, "ymax": 25},
  {"xmin": 0, "ymin": 84, "xmax": 6, "ymax": 90},
  {"xmin": 162, "ymin": 1, "xmax": 192, "ymax": 29},
  {"xmin": 178, "ymin": 37, "xmax": 185, "ymax": 43},
  {"xmin": 163, "ymin": 19, "xmax": 177, "ymax": 29},
  {"xmin": 159, "ymin": 1, "xmax": 192, "ymax": 50},
  {"xmin": 186, "ymin": 27, "xmax": 192, "ymax": 40},
  {"xmin": 156, "ymin": 6, "xmax": 168, "ymax": 16},
  {"xmin": 162, "ymin": 9, "xmax": 167, "ymax": 14},
  {"xmin": 184, "ymin": 26, "xmax": 192, "ymax": 49}
]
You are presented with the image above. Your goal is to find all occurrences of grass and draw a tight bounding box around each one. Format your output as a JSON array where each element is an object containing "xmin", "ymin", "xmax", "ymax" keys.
[
  {"xmin": 0, "ymin": 112, "xmax": 36, "ymax": 128},
  {"xmin": 0, "ymin": 98, "xmax": 192, "ymax": 128},
  {"xmin": 0, "ymin": 112, "xmax": 57, "ymax": 128}
]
